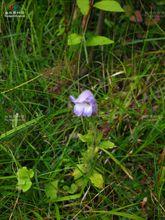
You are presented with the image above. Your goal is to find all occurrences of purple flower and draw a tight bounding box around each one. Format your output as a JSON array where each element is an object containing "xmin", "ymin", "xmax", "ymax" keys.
[{"xmin": 70, "ymin": 90, "xmax": 97, "ymax": 117}]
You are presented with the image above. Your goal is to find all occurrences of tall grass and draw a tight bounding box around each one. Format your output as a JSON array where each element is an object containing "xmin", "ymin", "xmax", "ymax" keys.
[{"xmin": 0, "ymin": 0, "xmax": 164, "ymax": 219}]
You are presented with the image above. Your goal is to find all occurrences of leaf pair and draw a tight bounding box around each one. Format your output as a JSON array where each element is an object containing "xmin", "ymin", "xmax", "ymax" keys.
[
  {"xmin": 72, "ymin": 163, "xmax": 104, "ymax": 189},
  {"xmin": 77, "ymin": 0, "xmax": 124, "ymax": 15},
  {"xmin": 69, "ymin": 1, "xmax": 124, "ymax": 46},
  {"xmin": 68, "ymin": 33, "xmax": 114, "ymax": 46}
]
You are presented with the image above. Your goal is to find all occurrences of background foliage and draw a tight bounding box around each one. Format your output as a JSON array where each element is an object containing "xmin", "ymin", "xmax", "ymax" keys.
[{"xmin": 0, "ymin": 0, "xmax": 164, "ymax": 219}]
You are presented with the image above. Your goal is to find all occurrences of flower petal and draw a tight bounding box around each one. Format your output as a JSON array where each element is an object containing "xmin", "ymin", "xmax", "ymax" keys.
[
  {"xmin": 92, "ymin": 103, "xmax": 97, "ymax": 114},
  {"xmin": 70, "ymin": 90, "xmax": 97, "ymax": 117},
  {"xmin": 69, "ymin": 95, "xmax": 76, "ymax": 103},
  {"xmin": 83, "ymin": 104, "xmax": 93, "ymax": 117},
  {"xmin": 75, "ymin": 90, "xmax": 95, "ymax": 103},
  {"xmin": 74, "ymin": 103, "xmax": 84, "ymax": 116}
]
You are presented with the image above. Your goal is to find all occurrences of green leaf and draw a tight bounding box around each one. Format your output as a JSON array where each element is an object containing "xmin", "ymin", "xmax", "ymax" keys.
[
  {"xmin": 45, "ymin": 180, "xmax": 58, "ymax": 200},
  {"xmin": 86, "ymin": 35, "xmax": 114, "ymax": 46},
  {"xmin": 16, "ymin": 167, "xmax": 34, "ymax": 192},
  {"xmin": 72, "ymin": 164, "xmax": 89, "ymax": 189},
  {"xmin": 78, "ymin": 130, "xmax": 102, "ymax": 145},
  {"xmin": 100, "ymin": 140, "xmax": 115, "ymax": 149},
  {"xmin": 78, "ymin": 131, "xmax": 93, "ymax": 144},
  {"xmin": 82, "ymin": 146, "xmax": 99, "ymax": 164},
  {"xmin": 63, "ymin": 183, "xmax": 78, "ymax": 194},
  {"xmin": 68, "ymin": 33, "xmax": 82, "ymax": 45},
  {"xmin": 75, "ymin": 178, "xmax": 88, "ymax": 188},
  {"xmin": 77, "ymin": 0, "xmax": 90, "ymax": 15},
  {"xmin": 89, "ymin": 170, "xmax": 104, "ymax": 189},
  {"xmin": 94, "ymin": 0, "xmax": 124, "ymax": 12},
  {"xmin": 69, "ymin": 183, "xmax": 78, "ymax": 194},
  {"xmin": 72, "ymin": 164, "xmax": 87, "ymax": 180}
]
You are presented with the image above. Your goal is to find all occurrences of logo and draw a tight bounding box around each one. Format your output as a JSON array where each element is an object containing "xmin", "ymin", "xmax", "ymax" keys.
[{"xmin": 3, "ymin": 2, "xmax": 25, "ymax": 18}]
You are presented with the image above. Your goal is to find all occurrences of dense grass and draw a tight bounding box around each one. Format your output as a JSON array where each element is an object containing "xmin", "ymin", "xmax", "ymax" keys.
[{"xmin": 0, "ymin": 0, "xmax": 164, "ymax": 219}]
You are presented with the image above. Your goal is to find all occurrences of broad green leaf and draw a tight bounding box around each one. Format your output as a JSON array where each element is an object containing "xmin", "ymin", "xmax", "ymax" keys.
[
  {"xmin": 72, "ymin": 164, "xmax": 87, "ymax": 180},
  {"xmin": 68, "ymin": 33, "xmax": 82, "ymax": 45},
  {"xmin": 100, "ymin": 140, "xmax": 115, "ymax": 149},
  {"xmin": 78, "ymin": 131, "xmax": 93, "ymax": 144},
  {"xmin": 72, "ymin": 164, "xmax": 89, "ymax": 189},
  {"xmin": 78, "ymin": 130, "xmax": 102, "ymax": 145},
  {"xmin": 45, "ymin": 180, "xmax": 58, "ymax": 200},
  {"xmin": 89, "ymin": 170, "xmax": 104, "ymax": 189},
  {"xmin": 16, "ymin": 167, "xmax": 34, "ymax": 192},
  {"xmin": 86, "ymin": 35, "xmax": 114, "ymax": 46},
  {"xmin": 82, "ymin": 146, "xmax": 99, "ymax": 164},
  {"xmin": 77, "ymin": 0, "xmax": 90, "ymax": 15},
  {"xmin": 75, "ymin": 178, "xmax": 88, "ymax": 188},
  {"xmin": 94, "ymin": 0, "xmax": 124, "ymax": 12}
]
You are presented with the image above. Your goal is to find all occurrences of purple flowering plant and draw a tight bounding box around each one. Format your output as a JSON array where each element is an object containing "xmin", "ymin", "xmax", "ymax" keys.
[
  {"xmin": 69, "ymin": 90, "xmax": 97, "ymax": 117},
  {"xmin": 69, "ymin": 90, "xmax": 106, "ymax": 189},
  {"xmin": 68, "ymin": 90, "xmax": 123, "ymax": 190}
]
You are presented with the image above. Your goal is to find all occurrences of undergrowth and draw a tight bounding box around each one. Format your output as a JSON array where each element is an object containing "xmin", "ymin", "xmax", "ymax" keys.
[{"xmin": 0, "ymin": 0, "xmax": 164, "ymax": 219}]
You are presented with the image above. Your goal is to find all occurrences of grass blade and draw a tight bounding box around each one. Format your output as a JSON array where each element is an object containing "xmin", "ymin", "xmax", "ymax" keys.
[
  {"xmin": 0, "ymin": 116, "xmax": 43, "ymax": 141},
  {"xmin": 101, "ymin": 148, "xmax": 133, "ymax": 180}
]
